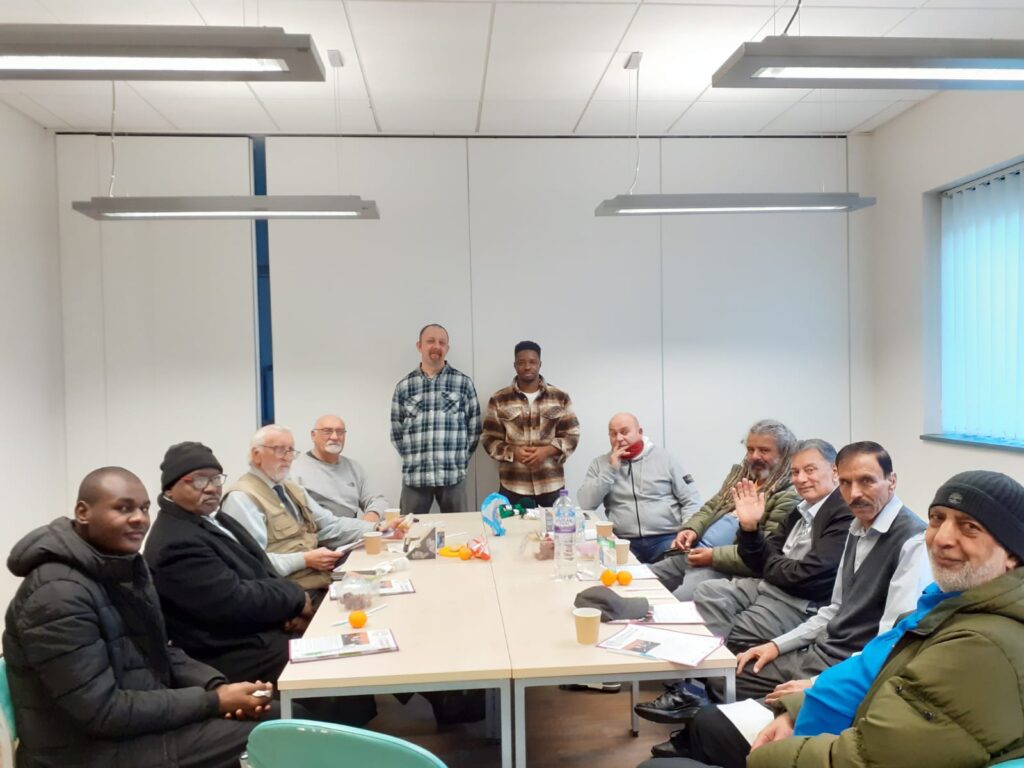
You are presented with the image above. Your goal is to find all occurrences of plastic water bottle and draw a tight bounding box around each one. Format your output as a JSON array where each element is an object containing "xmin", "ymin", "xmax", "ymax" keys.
[{"xmin": 553, "ymin": 490, "xmax": 577, "ymax": 581}]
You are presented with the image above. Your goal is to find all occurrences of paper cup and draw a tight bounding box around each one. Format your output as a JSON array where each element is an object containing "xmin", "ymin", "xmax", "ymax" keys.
[
  {"xmin": 384, "ymin": 508, "xmax": 401, "ymax": 523},
  {"xmin": 595, "ymin": 521, "xmax": 614, "ymax": 539},
  {"xmin": 363, "ymin": 531, "xmax": 383, "ymax": 555},
  {"xmin": 573, "ymin": 607, "xmax": 602, "ymax": 645},
  {"xmin": 615, "ymin": 538, "xmax": 630, "ymax": 565}
]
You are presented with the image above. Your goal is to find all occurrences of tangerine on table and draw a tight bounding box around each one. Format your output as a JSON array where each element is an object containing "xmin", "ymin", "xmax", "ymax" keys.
[
  {"xmin": 616, "ymin": 570, "xmax": 633, "ymax": 586},
  {"xmin": 348, "ymin": 609, "xmax": 368, "ymax": 629},
  {"xmin": 459, "ymin": 547, "xmax": 472, "ymax": 561},
  {"xmin": 600, "ymin": 569, "xmax": 617, "ymax": 587}
]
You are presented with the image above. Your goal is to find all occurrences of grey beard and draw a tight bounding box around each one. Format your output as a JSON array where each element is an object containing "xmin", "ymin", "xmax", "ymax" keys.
[{"xmin": 930, "ymin": 552, "xmax": 1007, "ymax": 592}]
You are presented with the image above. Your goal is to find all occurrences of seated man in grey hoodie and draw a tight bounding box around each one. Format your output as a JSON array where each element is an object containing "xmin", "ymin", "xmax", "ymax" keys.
[{"xmin": 577, "ymin": 412, "xmax": 702, "ymax": 563}]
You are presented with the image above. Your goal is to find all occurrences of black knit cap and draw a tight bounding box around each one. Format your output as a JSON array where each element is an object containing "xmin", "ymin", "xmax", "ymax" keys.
[
  {"xmin": 160, "ymin": 441, "xmax": 223, "ymax": 491},
  {"xmin": 930, "ymin": 470, "xmax": 1024, "ymax": 560},
  {"xmin": 574, "ymin": 585, "xmax": 650, "ymax": 622}
]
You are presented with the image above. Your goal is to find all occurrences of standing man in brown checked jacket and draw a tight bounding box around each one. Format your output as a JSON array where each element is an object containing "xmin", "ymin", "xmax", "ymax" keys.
[{"xmin": 481, "ymin": 341, "xmax": 581, "ymax": 507}]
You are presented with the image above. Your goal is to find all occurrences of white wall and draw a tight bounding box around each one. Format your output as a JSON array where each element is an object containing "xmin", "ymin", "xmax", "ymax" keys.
[
  {"xmin": 849, "ymin": 91, "xmax": 1024, "ymax": 514},
  {"xmin": 55, "ymin": 135, "xmax": 260, "ymax": 500},
  {"xmin": 267, "ymin": 135, "xmax": 852, "ymax": 509},
  {"xmin": 0, "ymin": 102, "xmax": 63, "ymax": 610}
]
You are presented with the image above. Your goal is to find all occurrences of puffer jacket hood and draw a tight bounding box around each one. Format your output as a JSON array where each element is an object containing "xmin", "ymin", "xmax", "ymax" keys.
[{"xmin": 8, "ymin": 516, "xmax": 141, "ymax": 584}]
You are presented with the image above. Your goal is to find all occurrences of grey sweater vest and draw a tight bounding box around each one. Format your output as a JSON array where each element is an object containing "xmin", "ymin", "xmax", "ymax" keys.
[{"xmin": 816, "ymin": 506, "xmax": 926, "ymax": 663}]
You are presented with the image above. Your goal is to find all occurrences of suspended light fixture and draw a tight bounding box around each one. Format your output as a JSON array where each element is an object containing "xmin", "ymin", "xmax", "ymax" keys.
[
  {"xmin": 713, "ymin": 35, "xmax": 1024, "ymax": 91},
  {"xmin": 72, "ymin": 195, "xmax": 379, "ymax": 220},
  {"xmin": 0, "ymin": 23, "xmax": 324, "ymax": 81},
  {"xmin": 72, "ymin": 51, "xmax": 380, "ymax": 222},
  {"xmin": 595, "ymin": 47, "xmax": 875, "ymax": 217},
  {"xmin": 596, "ymin": 192, "xmax": 875, "ymax": 216}
]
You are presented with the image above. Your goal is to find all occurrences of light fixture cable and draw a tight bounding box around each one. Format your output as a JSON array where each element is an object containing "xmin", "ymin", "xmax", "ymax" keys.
[
  {"xmin": 628, "ymin": 58, "xmax": 640, "ymax": 195},
  {"xmin": 781, "ymin": 0, "xmax": 802, "ymax": 36},
  {"xmin": 107, "ymin": 80, "xmax": 117, "ymax": 196}
]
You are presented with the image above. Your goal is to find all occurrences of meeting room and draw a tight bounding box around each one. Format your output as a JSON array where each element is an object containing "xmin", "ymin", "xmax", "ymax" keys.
[{"xmin": 3, "ymin": 1, "xmax": 1024, "ymax": 767}]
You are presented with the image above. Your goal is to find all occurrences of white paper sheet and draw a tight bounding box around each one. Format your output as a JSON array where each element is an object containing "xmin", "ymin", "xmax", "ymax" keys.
[{"xmin": 717, "ymin": 698, "xmax": 775, "ymax": 745}]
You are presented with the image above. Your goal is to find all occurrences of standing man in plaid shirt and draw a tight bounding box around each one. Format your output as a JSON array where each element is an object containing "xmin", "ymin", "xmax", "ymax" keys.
[
  {"xmin": 482, "ymin": 341, "xmax": 581, "ymax": 507},
  {"xmin": 391, "ymin": 323, "xmax": 482, "ymax": 514}
]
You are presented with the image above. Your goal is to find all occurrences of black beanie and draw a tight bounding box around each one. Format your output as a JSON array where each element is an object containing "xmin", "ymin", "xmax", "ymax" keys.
[
  {"xmin": 930, "ymin": 470, "xmax": 1024, "ymax": 561},
  {"xmin": 160, "ymin": 442, "xmax": 223, "ymax": 491}
]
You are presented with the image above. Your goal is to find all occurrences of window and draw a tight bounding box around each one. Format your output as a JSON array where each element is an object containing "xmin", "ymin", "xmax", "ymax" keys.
[{"xmin": 936, "ymin": 164, "xmax": 1024, "ymax": 448}]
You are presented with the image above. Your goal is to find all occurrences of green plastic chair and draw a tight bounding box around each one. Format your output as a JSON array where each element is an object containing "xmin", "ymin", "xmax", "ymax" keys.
[{"xmin": 245, "ymin": 719, "xmax": 447, "ymax": 768}]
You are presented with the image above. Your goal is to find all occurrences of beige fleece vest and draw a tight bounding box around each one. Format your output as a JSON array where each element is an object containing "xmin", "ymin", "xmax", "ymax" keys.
[{"xmin": 228, "ymin": 473, "xmax": 330, "ymax": 590}]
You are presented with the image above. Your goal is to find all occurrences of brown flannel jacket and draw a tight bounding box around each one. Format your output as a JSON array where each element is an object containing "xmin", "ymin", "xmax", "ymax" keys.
[{"xmin": 481, "ymin": 377, "xmax": 580, "ymax": 496}]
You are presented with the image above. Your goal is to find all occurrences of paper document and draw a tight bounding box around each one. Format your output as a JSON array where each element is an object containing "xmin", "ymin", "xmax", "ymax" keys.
[
  {"xmin": 608, "ymin": 601, "xmax": 703, "ymax": 625},
  {"xmin": 329, "ymin": 579, "xmax": 414, "ymax": 600},
  {"xmin": 599, "ymin": 625, "xmax": 723, "ymax": 667},
  {"xmin": 288, "ymin": 629, "xmax": 398, "ymax": 663},
  {"xmin": 717, "ymin": 698, "xmax": 775, "ymax": 745}
]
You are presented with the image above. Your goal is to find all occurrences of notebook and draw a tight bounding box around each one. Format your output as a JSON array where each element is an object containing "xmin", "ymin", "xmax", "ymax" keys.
[{"xmin": 288, "ymin": 629, "xmax": 399, "ymax": 663}]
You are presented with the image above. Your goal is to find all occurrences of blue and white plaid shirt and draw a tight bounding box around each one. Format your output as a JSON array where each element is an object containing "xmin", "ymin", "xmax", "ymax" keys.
[{"xmin": 390, "ymin": 363, "xmax": 482, "ymax": 488}]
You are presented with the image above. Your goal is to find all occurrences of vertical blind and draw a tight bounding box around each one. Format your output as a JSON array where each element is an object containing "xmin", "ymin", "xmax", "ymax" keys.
[{"xmin": 940, "ymin": 167, "xmax": 1024, "ymax": 444}]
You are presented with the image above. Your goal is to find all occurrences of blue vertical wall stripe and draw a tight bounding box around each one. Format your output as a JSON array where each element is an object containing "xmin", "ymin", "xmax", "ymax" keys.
[{"xmin": 252, "ymin": 136, "xmax": 275, "ymax": 425}]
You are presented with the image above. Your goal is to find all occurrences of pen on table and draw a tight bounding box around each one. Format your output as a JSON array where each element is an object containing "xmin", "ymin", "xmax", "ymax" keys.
[{"xmin": 332, "ymin": 604, "xmax": 388, "ymax": 626}]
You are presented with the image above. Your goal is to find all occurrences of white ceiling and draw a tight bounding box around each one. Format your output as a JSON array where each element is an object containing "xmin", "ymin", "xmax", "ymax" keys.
[{"xmin": 2, "ymin": 0, "xmax": 1024, "ymax": 137}]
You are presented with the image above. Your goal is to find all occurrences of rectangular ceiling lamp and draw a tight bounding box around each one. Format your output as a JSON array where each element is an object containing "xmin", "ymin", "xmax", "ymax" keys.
[
  {"xmin": 0, "ymin": 24, "xmax": 324, "ymax": 81},
  {"xmin": 713, "ymin": 36, "xmax": 1024, "ymax": 90},
  {"xmin": 72, "ymin": 195, "xmax": 379, "ymax": 220},
  {"xmin": 595, "ymin": 193, "xmax": 875, "ymax": 216}
]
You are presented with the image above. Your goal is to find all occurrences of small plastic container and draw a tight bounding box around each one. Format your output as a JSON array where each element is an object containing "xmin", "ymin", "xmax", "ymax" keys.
[{"xmin": 337, "ymin": 572, "xmax": 379, "ymax": 611}]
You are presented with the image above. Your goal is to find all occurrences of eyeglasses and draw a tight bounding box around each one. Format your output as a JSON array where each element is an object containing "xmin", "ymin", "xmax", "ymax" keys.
[
  {"xmin": 313, "ymin": 428, "xmax": 347, "ymax": 437},
  {"xmin": 259, "ymin": 445, "xmax": 299, "ymax": 458},
  {"xmin": 183, "ymin": 474, "xmax": 227, "ymax": 491}
]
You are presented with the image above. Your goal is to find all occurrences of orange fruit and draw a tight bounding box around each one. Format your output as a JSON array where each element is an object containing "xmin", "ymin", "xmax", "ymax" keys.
[
  {"xmin": 616, "ymin": 570, "xmax": 633, "ymax": 586},
  {"xmin": 459, "ymin": 547, "xmax": 472, "ymax": 561},
  {"xmin": 600, "ymin": 569, "xmax": 617, "ymax": 587},
  {"xmin": 348, "ymin": 610, "xmax": 368, "ymax": 629}
]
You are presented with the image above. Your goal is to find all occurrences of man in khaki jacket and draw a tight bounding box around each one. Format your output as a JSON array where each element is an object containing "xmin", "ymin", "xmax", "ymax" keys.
[{"xmin": 222, "ymin": 424, "xmax": 398, "ymax": 598}]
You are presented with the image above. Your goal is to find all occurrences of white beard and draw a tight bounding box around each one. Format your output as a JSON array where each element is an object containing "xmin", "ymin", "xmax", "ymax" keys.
[{"xmin": 930, "ymin": 550, "xmax": 1008, "ymax": 592}]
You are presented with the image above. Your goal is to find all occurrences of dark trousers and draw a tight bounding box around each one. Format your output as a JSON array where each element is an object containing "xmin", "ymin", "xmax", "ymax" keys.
[
  {"xmin": 635, "ymin": 706, "xmax": 747, "ymax": 768},
  {"xmin": 400, "ymin": 479, "xmax": 468, "ymax": 514},
  {"xmin": 175, "ymin": 713, "xmax": 265, "ymax": 768},
  {"xmin": 499, "ymin": 486, "xmax": 563, "ymax": 508}
]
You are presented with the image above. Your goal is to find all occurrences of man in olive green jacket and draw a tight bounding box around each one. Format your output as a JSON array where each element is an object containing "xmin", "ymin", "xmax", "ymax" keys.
[
  {"xmin": 649, "ymin": 419, "xmax": 801, "ymax": 600},
  {"xmin": 644, "ymin": 470, "xmax": 1024, "ymax": 768}
]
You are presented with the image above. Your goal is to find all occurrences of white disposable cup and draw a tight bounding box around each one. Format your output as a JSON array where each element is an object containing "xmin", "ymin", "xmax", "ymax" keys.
[{"xmin": 615, "ymin": 538, "xmax": 630, "ymax": 565}]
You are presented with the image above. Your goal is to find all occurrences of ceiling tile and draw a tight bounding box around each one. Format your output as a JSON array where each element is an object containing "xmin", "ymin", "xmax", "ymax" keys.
[
  {"xmin": 484, "ymin": 2, "xmax": 636, "ymax": 101},
  {"xmin": 345, "ymin": 1, "xmax": 491, "ymax": 100},
  {"xmin": 575, "ymin": 99, "xmax": 693, "ymax": 134},
  {"xmin": 138, "ymin": 97, "xmax": 277, "ymax": 132},
  {"xmin": 890, "ymin": 7, "xmax": 1024, "ymax": 36},
  {"xmin": 803, "ymin": 88, "xmax": 932, "ymax": 102},
  {"xmin": 0, "ymin": 93, "xmax": 69, "ymax": 128},
  {"xmin": 669, "ymin": 100, "xmax": 795, "ymax": 135},
  {"xmin": 760, "ymin": 5, "xmax": 913, "ymax": 37},
  {"xmin": 0, "ymin": 0, "xmax": 60, "ymax": 22},
  {"xmin": 28, "ymin": 90, "xmax": 174, "ymax": 131},
  {"xmin": 850, "ymin": 99, "xmax": 920, "ymax": 132},
  {"xmin": 701, "ymin": 86, "xmax": 810, "ymax": 103},
  {"xmin": 479, "ymin": 99, "xmax": 586, "ymax": 134},
  {"xmin": 372, "ymin": 98, "xmax": 478, "ymax": 134},
  {"xmin": 261, "ymin": 98, "xmax": 378, "ymax": 133},
  {"xmin": 761, "ymin": 99, "xmax": 902, "ymax": 134},
  {"xmin": 30, "ymin": 0, "xmax": 201, "ymax": 24},
  {"xmin": 591, "ymin": 4, "xmax": 775, "ymax": 101}
]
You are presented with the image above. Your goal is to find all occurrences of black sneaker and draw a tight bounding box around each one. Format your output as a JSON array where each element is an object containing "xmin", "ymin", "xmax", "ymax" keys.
[
  {"xmin": 633, "ymin": 685, "xmax": 707, "ymax": 724},
  {"xmin": 651, "ymin": 728, "xmax": 690, "ymax": 758}
]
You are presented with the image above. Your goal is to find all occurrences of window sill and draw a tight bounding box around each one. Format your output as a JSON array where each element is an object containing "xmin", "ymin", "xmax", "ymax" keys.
[{"xmin": 920, "ymin": 433, "xmax": 1024, "ymax": 455}]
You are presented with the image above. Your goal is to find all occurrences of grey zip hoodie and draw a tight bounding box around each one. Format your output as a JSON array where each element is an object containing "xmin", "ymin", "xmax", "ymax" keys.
[{"xmin": 576, "ymin": 437, "xmax": 702, "ymax": 538}]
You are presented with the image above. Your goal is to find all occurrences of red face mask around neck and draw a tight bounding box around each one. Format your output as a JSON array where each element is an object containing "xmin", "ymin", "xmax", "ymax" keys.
[{"xmin": 622, "ymin": 439, "xmax": 644, "ymax": 461}]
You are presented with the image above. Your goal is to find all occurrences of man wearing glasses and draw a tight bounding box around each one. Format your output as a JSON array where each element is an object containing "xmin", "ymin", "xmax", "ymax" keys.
[
  {"xmin": 291, "ymin": 414, "xmax": 389, "ymax": 521},
  {"xmin": 222, "ymin": 425, "xmax": 398, "ymax": 597}
]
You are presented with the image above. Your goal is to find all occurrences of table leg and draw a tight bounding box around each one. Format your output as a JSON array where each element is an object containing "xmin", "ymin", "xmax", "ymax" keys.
[
  {"xmin": 631, "ymin": 680, "xmax": 639, "ymax": 736},
  {"xmin": 281, "ymin": 693, "xmax": 293, "ymax": 719},
  {"xmin": 500, "ymin": 681, "xmax": 512, "ymax": 768},
  {"xmin": 725, "ymin": 671, "xmax": 736, "ymax": 703},
  {"xmin": 514, "ymin": 681, "xmax": 527, "ymax": 768}
]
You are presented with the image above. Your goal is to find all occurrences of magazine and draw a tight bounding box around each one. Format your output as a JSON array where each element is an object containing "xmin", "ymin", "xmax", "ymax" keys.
[
  {"xmin": 329, "ymin": 579, "xmax": 415, "ymax": 600},
  {"xmin": 598, "ymin": 625, "xmax": 723, "ymax": 666},
  {"xmin": 288, "ymin": 629, "xmax": 399, "ymax": 663}
]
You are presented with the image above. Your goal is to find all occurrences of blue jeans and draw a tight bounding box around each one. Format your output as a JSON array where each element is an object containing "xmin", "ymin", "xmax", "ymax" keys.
[{"xmin": 628, "ymin": 533, "xmax": 677, "ymax": 564}]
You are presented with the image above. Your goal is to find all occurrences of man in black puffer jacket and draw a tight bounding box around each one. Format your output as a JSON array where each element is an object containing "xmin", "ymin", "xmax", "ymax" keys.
[{"xmin": 3, "ymin": 466, "xmax": 273, "ymax": 768}]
